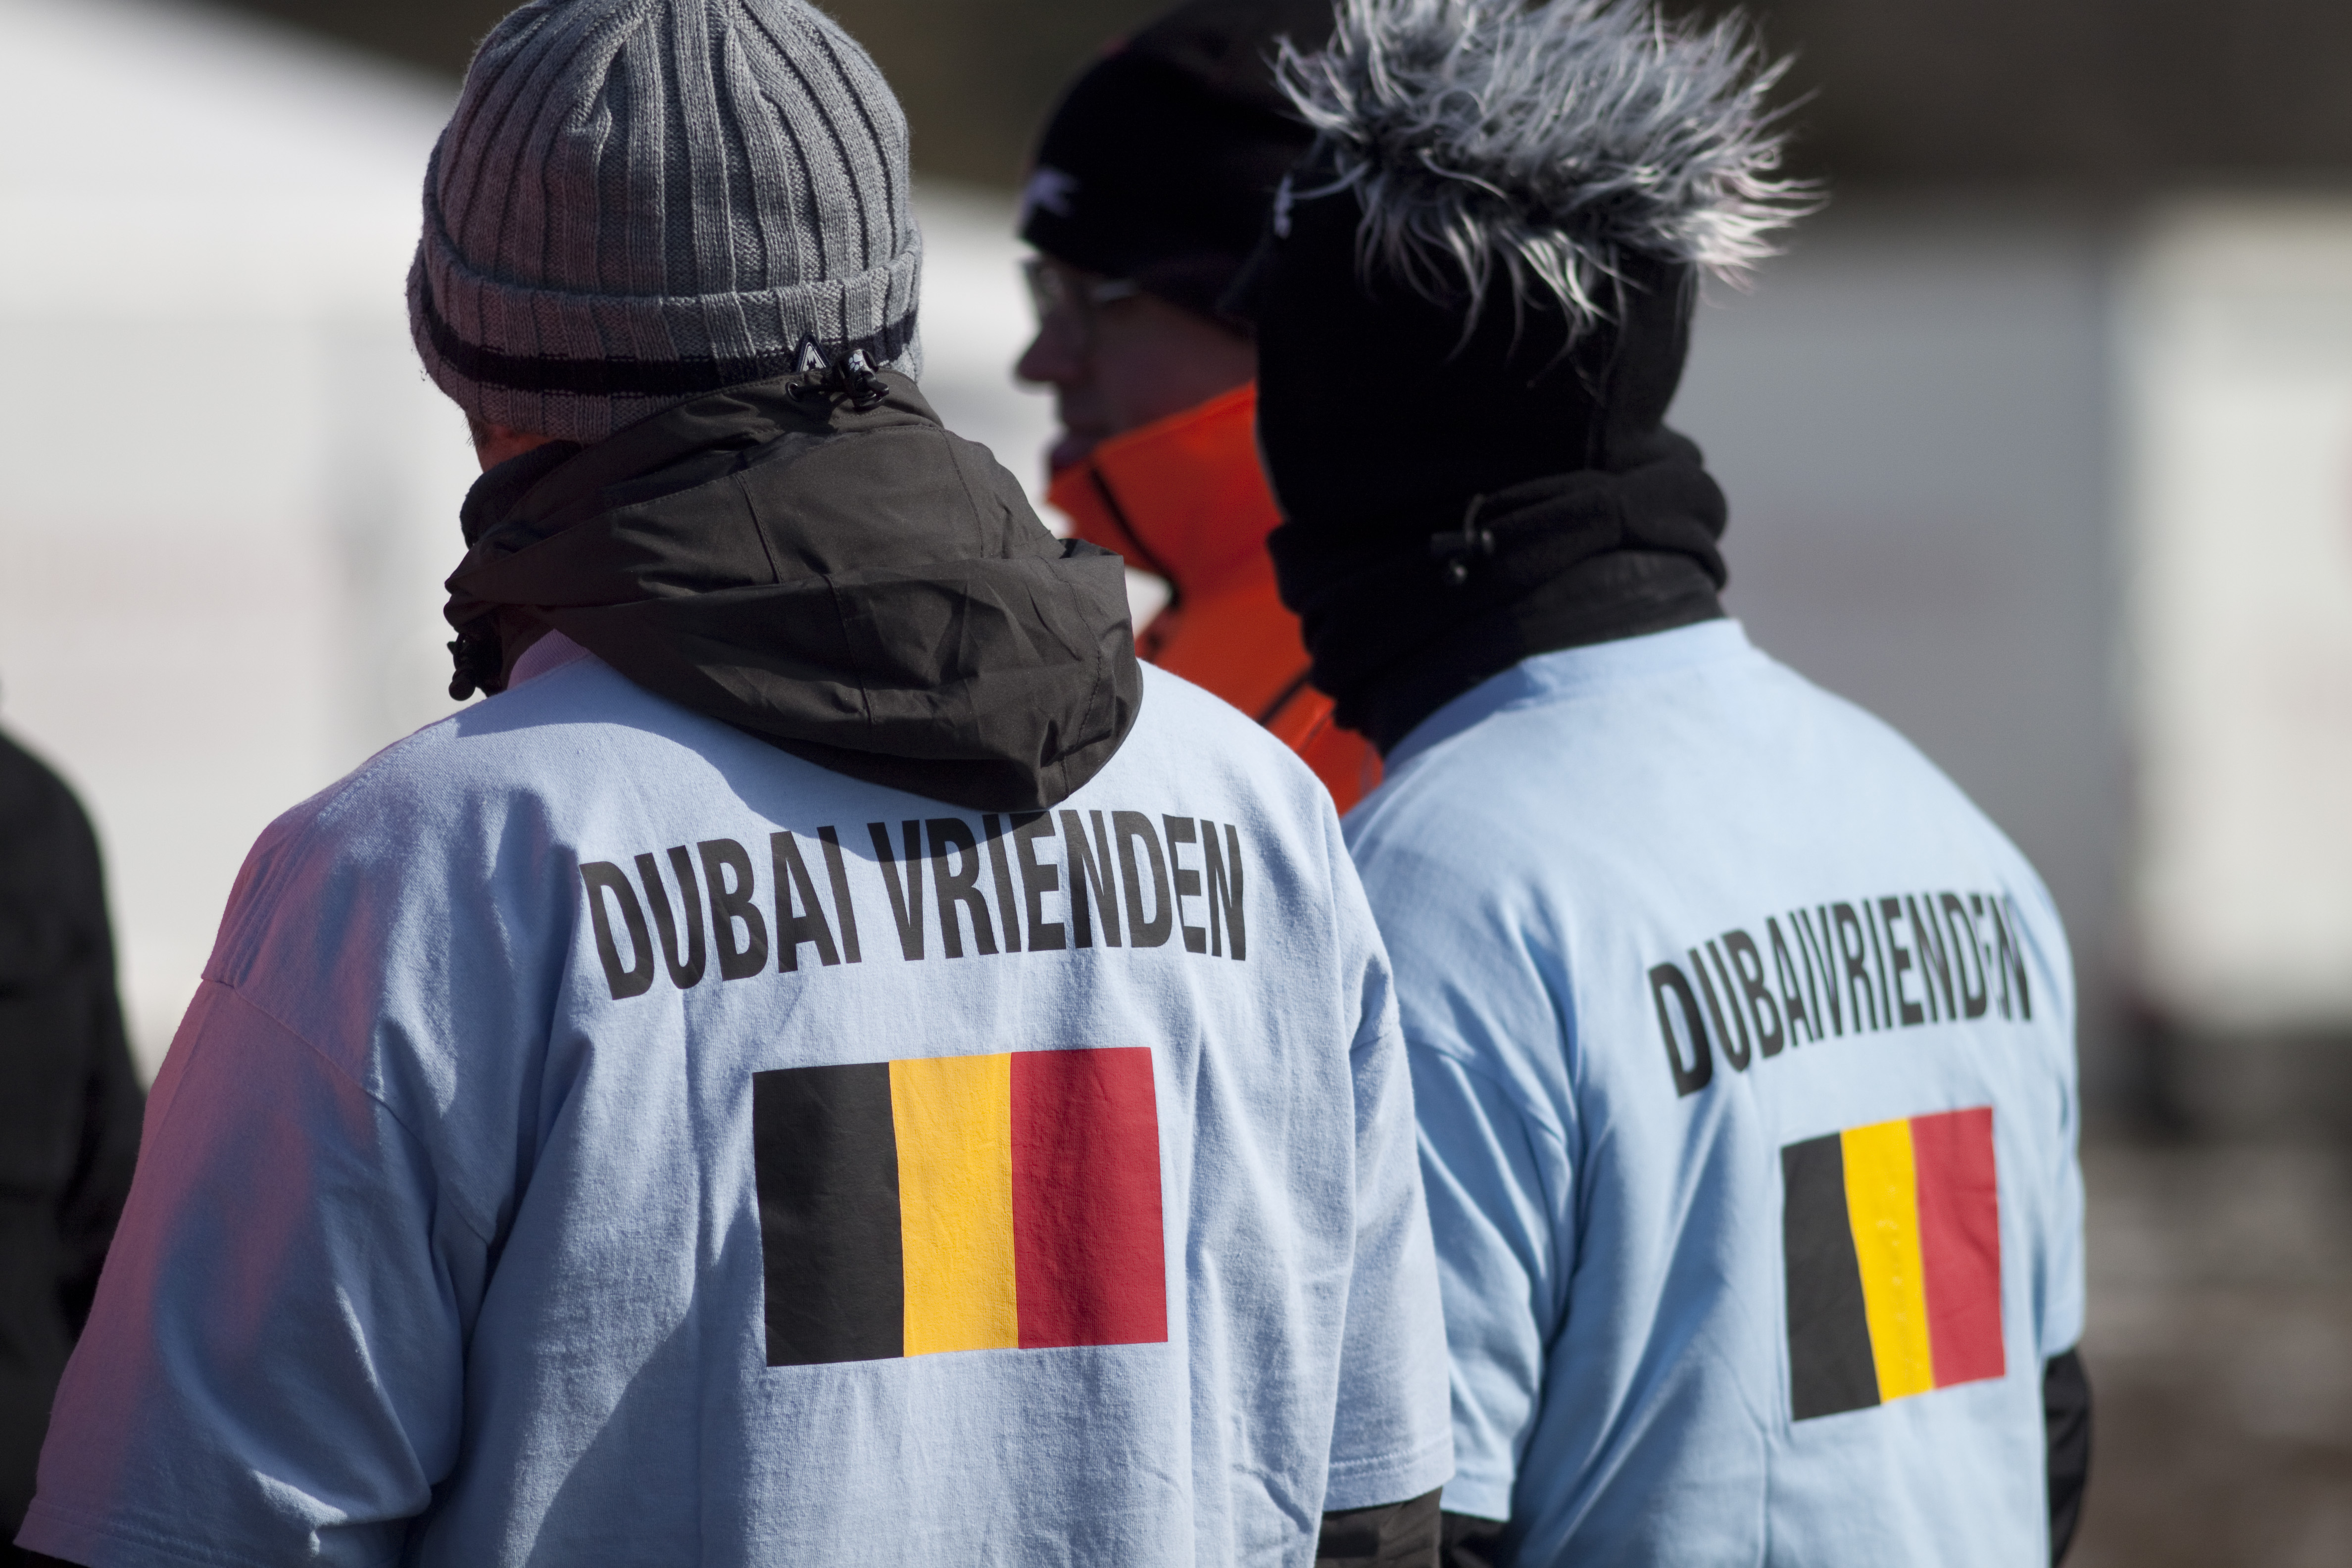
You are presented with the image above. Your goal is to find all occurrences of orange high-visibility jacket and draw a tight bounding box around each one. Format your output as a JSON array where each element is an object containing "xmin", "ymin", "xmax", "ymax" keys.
[{"xmin": 1049, "ymin": 384, "xmax": 1381, "ymax": 812}]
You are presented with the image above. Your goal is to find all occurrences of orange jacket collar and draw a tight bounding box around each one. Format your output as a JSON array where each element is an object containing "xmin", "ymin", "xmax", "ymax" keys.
[
  {"xmin": 1045, "ymin": 382, "xmax": 1383, "ymax": 811},
  {"xmin": 1047, "ymin": 383, "xmax": 1279, "ymax": 602}
]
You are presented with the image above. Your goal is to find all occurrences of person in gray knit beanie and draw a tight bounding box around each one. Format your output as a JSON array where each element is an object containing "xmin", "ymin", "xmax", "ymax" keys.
[
  {"xmin": 410, "ymin": 0, "xmax": 922, "ymax": 445},
  {"xmin": 12, "ymin": 4, "xmax": 1456, "ymax": 1564}
]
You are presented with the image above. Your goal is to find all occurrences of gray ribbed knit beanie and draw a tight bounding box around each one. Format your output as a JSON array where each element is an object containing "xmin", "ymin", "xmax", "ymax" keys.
[{"xmin": 409, "ymin": 0, "xmax": 921, "ymax": 444}]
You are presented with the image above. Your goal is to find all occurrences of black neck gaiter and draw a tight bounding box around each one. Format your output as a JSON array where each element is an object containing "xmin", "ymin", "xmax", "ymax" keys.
[{"xmin": 1253, "ymin": 187, "xmax": 1729, "ymax": 753}]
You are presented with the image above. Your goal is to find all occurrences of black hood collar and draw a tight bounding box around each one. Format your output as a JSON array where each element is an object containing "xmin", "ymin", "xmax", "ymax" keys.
[
  {"xmin": 445, "ymin": 372, "xmax": 1143, "ymax": 812},
  {"xmin": 1250, "ymin": 187, "xmax": 1728, "ymax": 754}
]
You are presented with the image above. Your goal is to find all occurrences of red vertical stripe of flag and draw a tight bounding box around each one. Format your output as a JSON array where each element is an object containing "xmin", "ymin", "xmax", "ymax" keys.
[
  {"xmin": 1911, "ymin": 1106, "xmax": 2006, "ymax": 1389},
  {"xmin": 1010, "ymin": 1047, "xmax": 1167, "ymax": 1349}
]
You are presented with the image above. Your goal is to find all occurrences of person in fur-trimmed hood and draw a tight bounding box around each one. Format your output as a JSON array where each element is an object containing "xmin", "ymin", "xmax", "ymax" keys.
[
  {"xmin": 15, "ymin": 3, "xmax": 1454, "ymax": 1565},
  {"xmin": 1242, "ymin": 1, "xmax": 2092, "ymax": 1563}
]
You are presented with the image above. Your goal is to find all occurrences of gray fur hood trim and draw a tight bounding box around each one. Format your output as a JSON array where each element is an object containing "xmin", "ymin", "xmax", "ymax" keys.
[{"xmin": 1275, "ymin": 0, "xmax": 1815, "ymax": 335}]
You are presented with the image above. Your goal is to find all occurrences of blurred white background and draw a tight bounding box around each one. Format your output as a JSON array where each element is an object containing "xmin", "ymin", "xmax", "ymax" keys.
[
  {"xmin": 5, "ymin": 0, "xmax": 2352, "ymax": 1114},
  {"xmin": 3, "ymin": 0, "xmax": 2348, "ymax": 1557},
  {"xmin": 0, "ymin": 0, "xmax": 1055, "ymax": 1071}
]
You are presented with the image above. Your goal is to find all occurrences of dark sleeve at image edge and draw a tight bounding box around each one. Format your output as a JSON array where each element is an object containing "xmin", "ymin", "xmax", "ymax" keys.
[
  {"xmin": 1438, "ymin": 1509, "xmax": 1506, "ymax": 1568},
  {"xmin": 2046, "ymin": 1346, "xmax": 2092, "ymax": 1565},
  {"xmin": 1316, "ymin": 1488, "xmax": 1444, "ymax": 1567}
]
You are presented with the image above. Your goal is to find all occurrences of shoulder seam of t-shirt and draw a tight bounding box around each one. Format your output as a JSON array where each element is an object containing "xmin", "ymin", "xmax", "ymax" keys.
[
  {"xmin": 210, "ymin": 980, "xmax": 500, "ymax": 1250},
  {"xmin": 253, "ymin": 636, "xmax": 628, "ymax": 903},
  {"xmin": 1405, "ymin": 1035, "xmax": 1572, "ymax": 1149},
  {"xmin": 210, "ymin": 710, "xmax": 498, "ymax": 973},
  {"xmin": 209, "ymin": 665, "xmax": 649, "ymax": 982},
  {"xmin": 240, "ymin": 750, "xmax": 417, "ymax": 901}
]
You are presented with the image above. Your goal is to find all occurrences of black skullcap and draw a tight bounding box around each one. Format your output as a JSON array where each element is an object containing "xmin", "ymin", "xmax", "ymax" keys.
[
  {"xmin": 1020, "ymin": 0, "xmax": 1335, "ymax": 322},
  {"xmin": 1250, "ymin": 175, "xmax": 1731, "ymax": 752},
  {"xmin": 1251, "ymin": 178, "xmax": 1706, "ymax": 525}
]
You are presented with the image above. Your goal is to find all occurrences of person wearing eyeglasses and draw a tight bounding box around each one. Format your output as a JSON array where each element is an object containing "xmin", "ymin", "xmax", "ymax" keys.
[{"xmin": 1015, "ymin": 0, "xmax": 1382, "ymax": 812}]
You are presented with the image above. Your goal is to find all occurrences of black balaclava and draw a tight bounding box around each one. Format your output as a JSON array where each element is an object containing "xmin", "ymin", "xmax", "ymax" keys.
[
  {"xmin": 1242, "ymin": 0, "xmax": 1806, "ymax": 754},
  {"xmin": 1251, "ymin": 177, "xmax": 1729, "ymax": 752},
  {"xmin": 1020, "ymin": 0, "xmax": 1335, "ymax": 323}
]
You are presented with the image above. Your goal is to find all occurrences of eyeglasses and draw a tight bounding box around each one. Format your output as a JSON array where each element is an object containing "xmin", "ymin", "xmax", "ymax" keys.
[{"xmin": 1022, "ymin": 256, "xmax": 1142, "ymax": 348}]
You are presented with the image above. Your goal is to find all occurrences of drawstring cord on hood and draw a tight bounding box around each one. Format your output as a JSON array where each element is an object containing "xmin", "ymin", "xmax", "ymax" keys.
[
  {"xmin": 443, "ymin": 349, "xmax": 892, "ymax": 702},
  {"xmin": 1428, "ymin": 494, "xmax": 1494, "ymax": 588},
  {"xmin": 448, "ymin": 624, "xmax": 503, "ymax": 701},
  {"xmin": 787, "ymin": 347, "xmax": 891, "ymax": 414}
]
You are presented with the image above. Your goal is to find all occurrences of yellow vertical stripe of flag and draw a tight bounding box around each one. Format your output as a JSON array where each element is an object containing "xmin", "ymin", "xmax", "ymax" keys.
[
  {"xmin": 890, "ymin": 1053, "xmax": 1020, "ymax": 1356},
  {"xmin": 1841, "ymin": 1117, "xmax": 1937, "ymax": 1400}
]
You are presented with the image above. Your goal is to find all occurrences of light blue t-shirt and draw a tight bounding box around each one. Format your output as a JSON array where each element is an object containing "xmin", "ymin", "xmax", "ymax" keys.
[
  {"xmin": 23, "ymin": 638, "xmax": 1450, "ymax": 1568},
  {"xmin": 1344, "ymin": 621, "xmax": 2083, "ymax": 1567}
]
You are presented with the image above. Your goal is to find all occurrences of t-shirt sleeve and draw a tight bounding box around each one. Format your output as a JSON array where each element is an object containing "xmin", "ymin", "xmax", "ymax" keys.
[
  {"xmin": 2038, "ymin": 1020, "xmax": 2087, "ymax": 1359},
  {"xmin": 2009, "ymin": 881, "xmax": 2085, "ymax": 1360},
  {"xmin": 1408, "ymin": 1046, "xmax": 1572, "ymax": 1524},
  {"xmin": 1321, "ymin": 839, "xmax": 1455, "ymax": 1514},
  {"xmin": 1345, "ymin": 820, "xmax": 1575, "ymax": 1527},
  {"xmin": 19, "ymin": 981, "xmax": 485, "ymax": 1568}
]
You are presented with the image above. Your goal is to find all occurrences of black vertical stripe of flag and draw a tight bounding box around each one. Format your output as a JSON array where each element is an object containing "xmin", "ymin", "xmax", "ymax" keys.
[
  {"xmin": 1783, "ymin": 1132, "xmax": 1881, "ymax": 1420},
  {"xmin": 753, "ymin": 1063, "xmax": 905, "ymax": 1366}
]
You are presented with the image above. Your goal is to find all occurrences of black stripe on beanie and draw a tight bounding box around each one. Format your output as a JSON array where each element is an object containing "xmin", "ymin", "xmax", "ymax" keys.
[{"xmin": 420, "ymin": 292, "xmax": 917, "ymax": 399}]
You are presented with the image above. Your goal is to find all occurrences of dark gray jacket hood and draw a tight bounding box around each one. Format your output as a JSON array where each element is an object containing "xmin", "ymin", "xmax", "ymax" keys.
[{"xmin": 444, "ymin": 372, "xmax": 1142, "ymax": 812}]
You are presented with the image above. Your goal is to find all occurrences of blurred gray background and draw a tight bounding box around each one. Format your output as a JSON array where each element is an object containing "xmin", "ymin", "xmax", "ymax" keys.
[{"xmin": 2, "ymin": 0, "xmax": 2347, "ymax": 1560}]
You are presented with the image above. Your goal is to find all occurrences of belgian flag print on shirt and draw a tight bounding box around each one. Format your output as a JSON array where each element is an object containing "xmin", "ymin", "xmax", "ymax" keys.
[
  {"xmin": 1781, "ymin": 1106, "xmax": 2004, "ymax": 1420},
  {"xmin": 753, "ymin": 1046, "xmax": 1167, "ymax": 1365}
]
